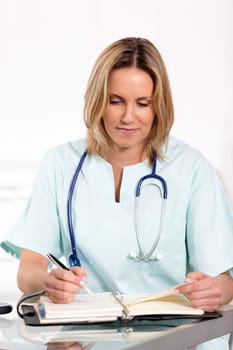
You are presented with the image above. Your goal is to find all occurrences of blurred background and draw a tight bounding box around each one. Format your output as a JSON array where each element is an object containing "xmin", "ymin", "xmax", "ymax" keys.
[{"xmin": 0, "ymin": 0, "xmax": 232, "ymax": 292}]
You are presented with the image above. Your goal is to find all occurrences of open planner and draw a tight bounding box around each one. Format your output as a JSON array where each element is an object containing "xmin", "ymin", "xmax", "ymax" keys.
[{"xmin": 17, "ymin": 286, "xmax": 221, "ymax": 326}]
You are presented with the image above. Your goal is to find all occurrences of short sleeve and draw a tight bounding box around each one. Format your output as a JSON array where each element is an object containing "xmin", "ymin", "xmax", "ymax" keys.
[
  {"xmin": 186, "ymin": 157, "xmax": 233, "ymax": 276},
  {"xmin": 0, "ymin": 150, "xmax": 62, "ymax": 259}
]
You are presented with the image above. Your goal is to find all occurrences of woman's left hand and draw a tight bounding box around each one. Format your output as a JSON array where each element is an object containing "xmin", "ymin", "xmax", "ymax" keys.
[{"xmin": 176, "ymin": 272, "xmax": 221, "ymax": 312}]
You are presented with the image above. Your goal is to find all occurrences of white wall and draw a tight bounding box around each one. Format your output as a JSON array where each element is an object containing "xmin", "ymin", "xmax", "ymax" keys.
[{"xmin": 0, "ymin": 0, "xmax": 233, "ymax": 241}]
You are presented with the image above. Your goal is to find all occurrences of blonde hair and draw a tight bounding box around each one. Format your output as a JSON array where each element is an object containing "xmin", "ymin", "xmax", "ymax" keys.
[{"xmin": 84, "ymin": 37, "xmax": 174, "ymax": 163}]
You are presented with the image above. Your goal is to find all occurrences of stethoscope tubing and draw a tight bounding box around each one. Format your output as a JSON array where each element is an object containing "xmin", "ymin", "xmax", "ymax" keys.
[
  {"xmin": 67, "ymin": 150, "xmax": 167, "ymax": 265},
  {"xmin": 135, "ymin": 154, "xmax": 167, "ymax": 199},
  {"xmin": 67, "ymin": 151, "xmax": 87, "ymax": 266}
]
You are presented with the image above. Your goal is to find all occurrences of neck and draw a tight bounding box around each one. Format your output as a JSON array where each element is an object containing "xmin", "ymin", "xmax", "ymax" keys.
[{"xmin": 107, "ymin": 148, "xmax": 147, "ymax": 168}]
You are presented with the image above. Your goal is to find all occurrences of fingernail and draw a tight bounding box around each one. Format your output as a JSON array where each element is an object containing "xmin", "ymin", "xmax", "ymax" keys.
[
  {"xmin": 79, "ymin": 280, "xmax": 86, "ymax": 287},
  {"xmin": 80, "ymin": 275, "xmax": 87, "ymax": 282}
]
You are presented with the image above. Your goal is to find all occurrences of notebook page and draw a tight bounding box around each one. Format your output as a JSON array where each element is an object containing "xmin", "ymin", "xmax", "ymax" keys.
[
  {"xmin": 123, "ymin": 294, "xmax": 204, "ymax": 316},
  {"xmin": 39, "ymin": 292, "xmax": 122, "ymax": 319}
]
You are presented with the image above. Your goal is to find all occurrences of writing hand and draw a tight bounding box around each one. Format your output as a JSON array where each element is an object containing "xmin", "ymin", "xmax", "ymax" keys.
[{"xmin": 44, "ymin": 266, "xmax": 87, "ymax": 303}]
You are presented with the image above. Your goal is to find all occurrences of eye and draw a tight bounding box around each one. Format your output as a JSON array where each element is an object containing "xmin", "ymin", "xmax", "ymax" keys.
[
  {"xmin": 110, "ymin": 100, "xmax": 120, "ymax": 105},
  {"xmin": 137, "ymin": 102, "xmax": 149, "ymax": 107},
  {"xmin": 109, "ymin": 97, "xmax": 122, "ymax": 105},
  {"xmin": 137, "ymin": 100, "xmax": 151, "ymax": 107}
]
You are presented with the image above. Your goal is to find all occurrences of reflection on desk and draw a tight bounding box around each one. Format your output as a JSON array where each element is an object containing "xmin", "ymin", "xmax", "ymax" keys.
[
  {"xmin": 0, "ymin": 306, "xmax": 233, "ymax": 350},
  {"xmin": 19, "ymin": 319, "xmax": 194, "ymax": 343},
  {"xmin": 0, "ymin": 318, "xmax": 200, "ymax": 350},
  {"xmin": 46, "ymin": 340, "xmax": 96, "ymax": 350}
]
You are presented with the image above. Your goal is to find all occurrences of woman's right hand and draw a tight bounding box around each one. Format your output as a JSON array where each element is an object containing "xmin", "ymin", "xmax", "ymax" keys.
[
  {"xmin": 44, "ymin": 266, "xmax": 87, "ymax": 303},
  {"xmin": 18, "ymin": 249, "xmax": 87, "ymax": 303}
]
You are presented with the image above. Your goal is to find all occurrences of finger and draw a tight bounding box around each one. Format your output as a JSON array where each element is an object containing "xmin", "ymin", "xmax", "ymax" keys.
[
  {"xmin": 45, "ymin": 275, "xmax": 80, "ymax": 293},
  {"xmin": 45, "ymin": 268, "xmax": 89, "ymax": 303},
  {"xmin": 202, "ymin": 306, "xmax": 219, "ymax": 312},
  {"xmin": 176, "ymin": 280, "xmax": 199, "ymax": 294},
  {"xmin": 186, "ymin": 271, "xmax": 207, "ymax": 281},
  {"xmin": 45, "ymin": 271, "xmax": 82, "ymax": 297},
  {"xmin": 175, "ymin": 273, "xmax": 205, "ymax": 294},
  {"xmin": 50, "ymin": 268, "xmax": 81, "ymax": 285},
  {"xmin": 188, "ymin": 297, "xmax": 220, "ymax": 312},
  {"xmin": 177, "ymin": 282, "xmax": 208, "ymax": 295},
  {"xmin": 51, "ymin": 268, "xmax": 89, "ymax": 292},
  {"xmin": 184, "ymin": 282, "xmax": 221, "ymax": 312},
  {"xmin": 70, "ymin": 266, "xmax": 87, "ymax": 281},
  {"xmin": 46, "ymin": 287, "xmax": 76, "ymax": 303},
  {"xmin": 189, "ymin": 296, "xmax": 220, "ymax": 308},
  {"xmin": 185, "ymin": 289, "xmax": 221, "ymax": 307},
  {"xmin": 177, "ymin": 276, "xmax": 219, "ymax": 294}
]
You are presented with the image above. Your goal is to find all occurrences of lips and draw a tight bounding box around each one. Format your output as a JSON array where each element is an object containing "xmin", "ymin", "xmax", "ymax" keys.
[{"xmin": 117, "ymin": 127, "xmax": 138, "ymax": 135}]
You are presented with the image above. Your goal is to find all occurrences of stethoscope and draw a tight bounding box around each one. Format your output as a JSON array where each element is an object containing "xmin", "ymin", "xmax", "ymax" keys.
[{"xmin": 67, "ymin": 151, "xmax": 168, "ymax": 267}]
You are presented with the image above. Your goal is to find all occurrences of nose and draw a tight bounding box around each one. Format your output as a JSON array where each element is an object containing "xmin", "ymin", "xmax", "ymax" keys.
[{"xmin": 121, "ymin": 104, "xmax": 134, "ymax": 123}]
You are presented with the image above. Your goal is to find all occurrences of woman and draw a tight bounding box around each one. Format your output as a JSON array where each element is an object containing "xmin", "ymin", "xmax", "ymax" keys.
[{"xmin": 1, "ymin": 37, "xmax": 233, "ymax": 334}]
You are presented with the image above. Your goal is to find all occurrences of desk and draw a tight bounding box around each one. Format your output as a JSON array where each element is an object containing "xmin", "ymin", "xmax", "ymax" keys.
[
  {"xmin": 1, "ymin": 304, "xmax": 233, "ymax": 350},
  {"xmin": 2, "ymin": 257, "xmax": 233, "ymax": 349},
  {"xmin": 125, "ymin": 305, "xmax": 233, "ymax": 350}
]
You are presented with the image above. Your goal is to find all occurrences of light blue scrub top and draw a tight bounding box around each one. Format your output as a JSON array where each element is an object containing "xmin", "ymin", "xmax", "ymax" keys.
[
  {"xmin": 1, "ymin": 136, "xmax": 233, "ymax": 294},
  {"xmin": 1, "ymin": 136, "xmax": 233, "ymax": 349}
]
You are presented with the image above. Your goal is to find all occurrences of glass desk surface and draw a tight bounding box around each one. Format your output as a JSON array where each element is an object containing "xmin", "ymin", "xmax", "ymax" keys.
[{"xmin": 0, "ymin": 316, "xmax": 208, "ymax": 350}]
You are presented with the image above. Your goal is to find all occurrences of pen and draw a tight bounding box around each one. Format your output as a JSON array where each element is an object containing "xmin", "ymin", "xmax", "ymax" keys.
[{"xmin": 46, "ymin": 253, "xmax": 95, "ymax": 296}]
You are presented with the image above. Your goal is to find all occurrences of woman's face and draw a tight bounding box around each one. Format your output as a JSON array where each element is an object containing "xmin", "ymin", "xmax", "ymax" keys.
[{"xmin": 103, "ymin": 67, "xmax": 155, "ymax": 156}]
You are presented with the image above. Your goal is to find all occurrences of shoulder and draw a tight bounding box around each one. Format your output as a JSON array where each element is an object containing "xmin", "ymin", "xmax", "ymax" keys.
[
  {"xmin": 40, "ymin": 139, "xmax": 87, "ymax": 169},
  {"xmin": 34, "ymin": 139, "xmax": 88, "ymax": 183},
  {"xmin": 165, "ymin": 136, "xmax": 213, "ymax": 170},
  {"xmin": 165, "ymin": 136, "xmax": 203, "ymax": 159},
  {"xmin": 45, "ymin": 139, "xmax": 86, "ymax": 162},
  {"xmin": 161, "ymin": 136, "xmax": 218, "ymax": 185}
]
